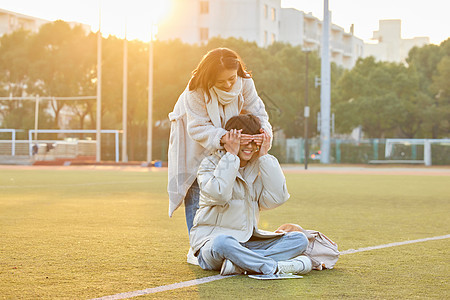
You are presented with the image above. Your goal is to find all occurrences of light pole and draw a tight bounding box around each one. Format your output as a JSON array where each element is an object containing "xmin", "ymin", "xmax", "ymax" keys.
[
  {"xmin": 320, "ymin": 0, "xmax": 331, "ymax": 164},
  {"xmin": 96, "ymin": 3, "xmax": 102, "ymax": 162},
  {"xmin": 147, "ymin": 23, "xmax": 154, "ymax": 164},
  {"xmin": 303, "ymin": 49, "xmax": 311, "ymax": 170},
  {"xmin": 122, "ymin": 20, "xmax": 128, "ymax": 162}
]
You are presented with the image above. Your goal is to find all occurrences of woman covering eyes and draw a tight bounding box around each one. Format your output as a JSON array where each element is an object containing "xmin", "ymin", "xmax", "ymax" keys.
[
  {"xmin": 189, "ymin": 114, "xmax": 312, "ymax": 276},
  {"xmin": 167, "ymin": 48, "xmax": 274, "ymax": 265}
]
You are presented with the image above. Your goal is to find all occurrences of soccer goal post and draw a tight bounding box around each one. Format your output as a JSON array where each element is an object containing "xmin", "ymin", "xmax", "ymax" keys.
[
  {"xmin": 385, "ymin": 138, "xmax": 450, "ymax": 166},
  {"xmin": 28, "ymin": 129, "xmax": 121, "ymax": 162},
  {"xmin": 0, "ymin": 95, "xmax": 108, "ymax": 160}
]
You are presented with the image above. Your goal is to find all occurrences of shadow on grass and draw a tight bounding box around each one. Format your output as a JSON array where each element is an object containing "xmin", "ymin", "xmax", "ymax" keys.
[{"xmin": 154, "ymin": 263, "xmax": 364, "ymax": 299}]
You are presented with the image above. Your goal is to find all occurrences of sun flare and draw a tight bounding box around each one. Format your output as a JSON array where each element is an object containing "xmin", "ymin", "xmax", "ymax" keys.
[{"xmin": 96, "ymin": 0, "xmax": 171, "ymax": 41}]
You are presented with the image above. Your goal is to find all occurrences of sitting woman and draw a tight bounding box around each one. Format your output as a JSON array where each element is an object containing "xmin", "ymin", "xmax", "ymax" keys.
[{"xmin": 189, "ymin": 114, "xmax": 312, "ymax": 275}]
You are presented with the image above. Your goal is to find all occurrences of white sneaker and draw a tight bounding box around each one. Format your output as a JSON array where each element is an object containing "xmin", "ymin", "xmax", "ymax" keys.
[
  {"xmin": 277, "ymin": 256, "xmax": 312, "ymax": 275},
  {"xmin": 186, "ymin": 248, "xmax": 199, "ymax": 266},
  {"xmin": 220, "ymin": 259, "xmax": 245, "ymax": 276}
]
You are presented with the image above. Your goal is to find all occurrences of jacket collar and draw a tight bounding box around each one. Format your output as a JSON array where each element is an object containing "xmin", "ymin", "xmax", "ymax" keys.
[{"xmin": 216, "ymin": 150, "xmax": 259, "ymax": 184}]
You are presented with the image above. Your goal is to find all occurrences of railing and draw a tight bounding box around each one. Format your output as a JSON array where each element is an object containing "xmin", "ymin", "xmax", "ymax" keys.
[{"xmin": 270, "ymin": 137, "xmax": 450, "ymax": 166}]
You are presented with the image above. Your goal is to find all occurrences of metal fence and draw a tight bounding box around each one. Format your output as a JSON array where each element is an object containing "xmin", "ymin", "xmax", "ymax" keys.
[{"xmin": 270, "ymin": 137, "xmax": 450, "ymax": 166}]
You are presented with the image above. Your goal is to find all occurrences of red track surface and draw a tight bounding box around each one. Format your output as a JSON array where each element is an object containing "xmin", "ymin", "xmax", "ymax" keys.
[{"xmin": 1, "ymin": 164, "xmax": 449, "ymax": 176}]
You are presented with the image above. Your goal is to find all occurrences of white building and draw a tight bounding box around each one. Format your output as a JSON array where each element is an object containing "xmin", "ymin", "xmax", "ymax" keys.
[
  {"xmin": 158, "ymin": 0, "xmax": 363, "ymax": 68},
  {"xmin": 364, "ymin": 20, "xmax": 429, "ymax": 64},
  {"xmin": 0, "ymin": 8, "xmax": 91, "ymax": 37},
  {"xmin": 279, "ymin": 8, "xmax": 363, "ymax": 69},
  {"xmin": 0, "ymin": 8, "xmax": 48, "ymax": 36},
  {"xmin": 158, "ymin": 0, "xmax": 281, "ymax": 46}
]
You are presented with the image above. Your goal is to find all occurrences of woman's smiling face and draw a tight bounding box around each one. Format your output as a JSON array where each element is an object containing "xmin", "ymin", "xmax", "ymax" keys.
[
  {"xmin": 238, "ymin": 140, "xmax": 258, "ymax": 166},
  {"xmin": 214, "ymin": 68, "xmax": 238, "ymax": 92}
]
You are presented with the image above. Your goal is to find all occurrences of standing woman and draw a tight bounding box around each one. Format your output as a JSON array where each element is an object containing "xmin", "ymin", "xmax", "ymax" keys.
[{"xmin": 167, "ymin": 48, "xmax": 272, "ymax": 236}]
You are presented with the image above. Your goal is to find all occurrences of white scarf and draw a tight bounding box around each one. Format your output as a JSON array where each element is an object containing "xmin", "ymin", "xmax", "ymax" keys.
[{"xmin": 205, "ymin": 77, "xmax": 244, "ymax": 128}]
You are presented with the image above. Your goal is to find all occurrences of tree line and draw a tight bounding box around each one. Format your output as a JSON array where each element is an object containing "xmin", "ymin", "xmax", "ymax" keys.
[
  {"xmin": 334, "ymin": 42, "xmax": 450, "ymax": 139},
  {"xmin": 0, "ymin": 20, "xmax": 448, "ymax": 160}
]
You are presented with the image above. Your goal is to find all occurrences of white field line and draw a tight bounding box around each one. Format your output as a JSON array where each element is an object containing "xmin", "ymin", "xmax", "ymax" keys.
[
  {"xmin": 90, "ymin": 275, "xmax": 234, "ymax": 300},
  {"xmin": 339, "ymin": 234, "xmax": 450, "ymax": 255},
  {"xmin": 92, "ymin": 234, "xmax": 450, "ymax": 300},
  {"xmin": 0, "ymin": 180, "xmax": 151, "ymax": 189}
]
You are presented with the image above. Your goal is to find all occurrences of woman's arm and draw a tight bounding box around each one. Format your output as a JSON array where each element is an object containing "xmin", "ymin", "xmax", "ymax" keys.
[
  {"xmin": 184, "ymin": 90, "xmax": 227, "ymax": 151},
  {"xmin": 242, "ymin": 78, "xmax": 273, "ymax": 138}
]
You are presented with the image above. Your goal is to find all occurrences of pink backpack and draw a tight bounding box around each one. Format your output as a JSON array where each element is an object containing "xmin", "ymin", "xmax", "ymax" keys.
[
  {"xmin": 303, "ymin": 230, "xmax": 340, "ymax": 270},
  {"xmin": 276, "ymin": 224, "xmax": 340, "ymax": 270}
]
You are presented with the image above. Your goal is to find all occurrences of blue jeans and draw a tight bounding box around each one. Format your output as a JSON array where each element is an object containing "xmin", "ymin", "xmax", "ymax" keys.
[
  {"xmin": 184, "ymin": 180, "xmax": 200, "ymax": 235},
  {"xmin": 197, "ymin": 232, "xmax": 309, "ymax": 274}
]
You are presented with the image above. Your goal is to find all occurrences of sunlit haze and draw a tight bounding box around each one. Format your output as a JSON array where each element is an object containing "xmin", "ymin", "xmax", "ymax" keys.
[
  {"xmin": 1, "ymin": 0, "xmax": 449, "ymax": 44},
  {"xmin": 282, "ymin": 0, "xmax": 449, "ymax": 45},
  {"xmin": 0, "ymin": 0, "xmax": 171, "ymax": 41}
]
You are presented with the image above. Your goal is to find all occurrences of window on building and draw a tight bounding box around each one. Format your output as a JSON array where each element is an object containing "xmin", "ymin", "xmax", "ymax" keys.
[
  {"xmin": 264, "ymin": 31, "xmax": 268, "ymax": 46},
  {"xmin": 200, "ymin": 28, "xmax": 209, "ymax": 41},
  {"xmin": 271, "ymin": 8, "xmax": 276, "ymax": 21},
  {"xmin": 264, "ymin": 5, "xmax": 268, "ymax": 18},
  {"xmin": 271, "ymin": 33, "xmax": 276, "ymax": 44},
  {"xmin": 200, "ymin": 1, "xmax": 209, "ymax": 14}
]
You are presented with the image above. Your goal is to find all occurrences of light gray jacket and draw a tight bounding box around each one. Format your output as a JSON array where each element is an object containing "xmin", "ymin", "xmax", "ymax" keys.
[{"xmin": 189, "ymin": 150, "xmax": 289, "ymax": 254}]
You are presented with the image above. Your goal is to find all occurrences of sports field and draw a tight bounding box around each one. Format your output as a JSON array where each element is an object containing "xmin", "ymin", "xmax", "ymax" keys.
[{"xmin": 1, "ymin": 166, "xmax": 449, "ymax": 299}]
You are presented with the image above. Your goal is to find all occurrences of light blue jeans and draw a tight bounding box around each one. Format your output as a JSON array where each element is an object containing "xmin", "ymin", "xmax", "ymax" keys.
[
  {"xmin": 197, "ymin": 232, "xmax": 309, "ymax": 274},
  {"xmin": 184, "ymin": 180, "xmax": 200, "ymax": 235}
]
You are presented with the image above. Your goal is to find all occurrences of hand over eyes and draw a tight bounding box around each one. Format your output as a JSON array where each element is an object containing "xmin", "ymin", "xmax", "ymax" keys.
[
  {"xmin": 240, "ymin": 134, "xmax": 263, "ymax": 145},
  {"xmin": 223, "ymin": 129, "xmax": 241, "ymax": 155}
]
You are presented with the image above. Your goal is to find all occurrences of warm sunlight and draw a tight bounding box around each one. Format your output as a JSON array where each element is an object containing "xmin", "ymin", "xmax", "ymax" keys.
[{"xmin": 95, "ymin": 0, "xmax": 171, "ymax": 41}]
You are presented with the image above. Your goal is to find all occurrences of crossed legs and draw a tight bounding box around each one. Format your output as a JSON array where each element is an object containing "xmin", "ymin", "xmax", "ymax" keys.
[{"xmin": 197, "ymin": 232, "xmax": 309, "ymax": 275}]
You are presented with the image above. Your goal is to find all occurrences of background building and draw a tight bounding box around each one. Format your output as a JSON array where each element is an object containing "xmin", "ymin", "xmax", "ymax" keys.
[
  {"xmin": 279, "ymin": 8, "xmax": 363, "ymax": 69},
  {"xmin": 0, "ymin": 8, "xmax": 48, "ymax": 36},
  {"xmin": 158, "ymin": 0, "xmax": 281, "ymax": 47},
  {"xmin": 0, "ymin": 8, "xmax": 91, "ymax": 37},
  {"xmin": 364, "ymin": 19, "xmax": 429, "ymax": 64},
  {"xmin": 158, "ymin": 0, "xmax": 364, "ymax": 68}
]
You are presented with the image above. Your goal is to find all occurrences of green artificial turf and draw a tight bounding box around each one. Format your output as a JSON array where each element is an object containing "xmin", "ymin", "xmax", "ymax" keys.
[{"xmin": 0, "ymin": 168, "xmax": 448, "ymax": 299}]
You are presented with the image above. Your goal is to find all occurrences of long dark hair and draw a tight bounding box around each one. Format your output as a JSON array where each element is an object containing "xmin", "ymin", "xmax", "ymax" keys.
[{"xmin": 189, "ymin": 48, "xmax": 251, "ymax": 102}]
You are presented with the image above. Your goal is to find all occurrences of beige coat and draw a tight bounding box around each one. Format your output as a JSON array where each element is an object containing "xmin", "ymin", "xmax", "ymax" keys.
[
  {"xmin": 189, "ymin": 150, "xmax": 289, "ymax": 253},
  {"xmin": 167, "ymin": 78, "xmax": 273, "ymax": 217}
]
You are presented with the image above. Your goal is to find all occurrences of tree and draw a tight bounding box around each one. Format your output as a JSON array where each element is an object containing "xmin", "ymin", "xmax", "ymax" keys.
[
  {"xmin": 0, "ymin": 29, "xmax": 54, "ymax": 135},
  {"xmin": 0, "ymin": 29, "xmax": 31, "ymax": 97},
  {"xmin": 334, "ymin": 57, "xmax": 414, "ymax": 138},
  {"xmin": 0, "ymin": 30, "xmax": 32, "ymax": 130},
  {"xmin": 406, "ymin": 38, "xmax": 450, "ymax": 138},
  {"xmin": 430, "ymin": 55, "xmax": 450, "ymax": 137},
  {"xmin": 335, "ymin": 58, "xmax": 387, "ymax": 137},
  {"xmin": 28, "ymin": 21, "xmax": 96, "ymax": 129}
]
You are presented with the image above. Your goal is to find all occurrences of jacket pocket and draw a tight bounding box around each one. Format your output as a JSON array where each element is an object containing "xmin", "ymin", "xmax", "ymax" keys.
[
  {"xmin": 194, "ymin": 206, "xmax": 220, "ymax": 227},
  {"xmin": 221, "ymin": 199, "xmax": 247, "ymax": 230}
]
